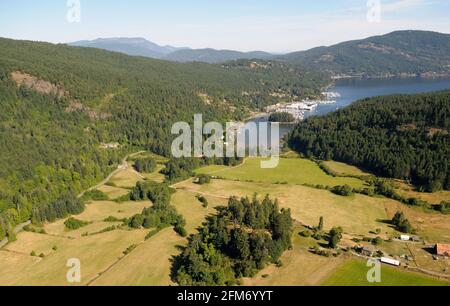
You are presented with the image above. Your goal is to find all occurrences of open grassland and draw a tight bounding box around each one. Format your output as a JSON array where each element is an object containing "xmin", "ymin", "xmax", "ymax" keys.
[
  {"xmin": 90, "ymin": 228, "xmax": 183, "ymax": 286},
  {"xmin": 0, "ymin": 229, "xmax": 148, "ymax": 286},
  {"xmin": 243, "ymin": 229, "xmax": 345, "ymax": 286},
  {"xmin": 394, "ymin": 181, "xmax": 450, "ymax": 204},
  {"xmin": 384, "ymin": 201, "xmax": 450, "ymax": 243},
  {"xmin": 0, "ymin": 187, "xmax": 227, "ymax": 286},
  {"xmin": 43, "ymin": 200, "xmax": 150, "ymax": 238},
  {"xmin": 97, "ymin": 185, "xmax": 130, "ymax": 200},
  {"xmin": 176, "ymin": 179, "xmax": 393, "ymax": 236},
  {"xmin": 109, "ymin": 167, "xmax": 144, "ymax": 188},
  {"xmin": 171, "ymin": 191, "xmax": 228, "ymax": 233},
  {"xmin": 131, "ymin": 151, "xmax": 169, "ymax": 164},
  {"xmin": 195, "ymin": 158, "xmax": 366, "ymax": 189},
  {"xmin": 322, "ymin": 260, "xmax": 449, "ymax": 286},
  {"xmin": 90, "ymin": 190, "xmax": 228, "ymax": 286},
  {"xmin": 142, "ymin": 165, "xmax": 166, "ymax": 183},
  {"xmin": 323, "ymin": 160, "xmax": 371, "ymax": 177}
]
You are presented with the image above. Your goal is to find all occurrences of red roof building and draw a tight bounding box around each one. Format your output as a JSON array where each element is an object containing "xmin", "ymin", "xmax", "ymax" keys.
[{"xmin": 435, "ymin": 244, "xmax": 450, "ymax": 256}]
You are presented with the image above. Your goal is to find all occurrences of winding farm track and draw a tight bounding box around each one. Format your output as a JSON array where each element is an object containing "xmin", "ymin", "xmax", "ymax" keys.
[{"xmin": 77, "ymin": 150, "xmax": 146, "ymax": 199}]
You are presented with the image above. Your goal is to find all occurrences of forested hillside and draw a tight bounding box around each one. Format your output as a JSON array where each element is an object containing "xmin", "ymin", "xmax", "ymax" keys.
[
  {"xmin": 0, "ymin": 38, "xmax": 327, "ymax": 240},
  {"xmin": 288, "ymin": 91, "xmax": 450, "ymax": 192},
  {"xmin": 279, "ymin": 31, "xmax": 450, "ymax": 77}
]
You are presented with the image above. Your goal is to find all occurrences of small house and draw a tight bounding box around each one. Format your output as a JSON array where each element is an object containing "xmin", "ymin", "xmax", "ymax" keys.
[
  {"xmin": 361, "ymin": 247, "xmax": 375, "ymax": 257},
  {"xmin": 400, "ymin": 235, "xmax": 410, "ymax": 241},
  {"xmin": 435, "ymin": 244, "xmax": 450, "ymax": 257}
]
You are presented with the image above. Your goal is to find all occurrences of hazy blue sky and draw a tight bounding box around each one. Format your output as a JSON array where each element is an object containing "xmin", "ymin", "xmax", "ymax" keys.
[{"xmin": 0, "ymin": 0, "xmax": 449, "ymax": 52}]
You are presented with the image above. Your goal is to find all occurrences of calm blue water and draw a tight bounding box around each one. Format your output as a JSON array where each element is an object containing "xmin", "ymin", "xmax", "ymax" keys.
[
  {"xmin": 249, "ymin": 77, "xmax": 450, "ymax": 140},
  {"xmin": 312, "ymin": 77, "xmax": 450, "ymax": 116}
]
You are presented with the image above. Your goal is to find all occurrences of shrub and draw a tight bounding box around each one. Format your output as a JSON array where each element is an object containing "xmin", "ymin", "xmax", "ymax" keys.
[
  {"xmin": 174, "ymin": 224, "xmax": 188, "ymax": 237},
  {"xmin": 82, "ymin": 190, "xmax": 109, "ymax": 201},
  {"xmin": 299, "ymin": 230, "xmax": 312, "ymax": 237},
  {"xmin": 64, "ymin": 218, "xmax": 90, "ymax": 230},
  {"xmin": 197, "ymin": 195, "xmax": 209, "ymax": 208},
  {"xmin": 331, "ymin": 185, "xmax": 354, "ymax": 196},
  {"xmin": 123, "ymin": 244, "xmax": 137, "ymax": 255},
  {"xmin": 195, "ymin": 174, "xmax": 212, "ymax": 185}
]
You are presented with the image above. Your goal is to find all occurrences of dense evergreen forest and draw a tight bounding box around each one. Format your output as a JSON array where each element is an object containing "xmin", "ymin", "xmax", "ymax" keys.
[
  {"xmin": 288, "ymin": 91, "xmax": 450, "ymax": 192},
  {"xmin": 0, "ymin": 38, "xmax": 326, "ymax": 240},
  {"xmin": 175, "ymin": 195, "xmax": 293, "ymax": 286},
  {"xmin": 279, "ymin": 31, "xmax": 450, "ymax": 77}
]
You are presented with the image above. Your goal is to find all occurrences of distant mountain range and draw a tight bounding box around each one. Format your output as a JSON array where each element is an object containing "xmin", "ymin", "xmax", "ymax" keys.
[
  {"xmin": 70, "ymin": 37, "xmax": 188, "ymax": 59},
  {"xmin": 69, "ymin": 38, "xmax": 272, "ymax": 63},
  {"xmin": 69, "ymin": 31, "xmax": 450, "ymax": 77}
]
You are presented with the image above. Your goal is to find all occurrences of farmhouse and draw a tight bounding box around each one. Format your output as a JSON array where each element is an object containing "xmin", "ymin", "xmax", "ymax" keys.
[
  {"xmin": 360, "ymin": 247, "xmax": 375, "ymax": 257},
  {"xmin": 435, "ymin": 244, "xmax": 450, "ymax": 256}
]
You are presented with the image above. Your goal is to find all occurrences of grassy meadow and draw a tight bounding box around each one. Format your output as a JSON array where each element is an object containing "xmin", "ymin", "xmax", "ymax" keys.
[
  {"xmin": 195, "ymin": 158, "xmax": 367, "ymax": 188},
  {"xmin": 1, "ymin": 153, "xmax": 449, "ymax": 286},
  {"xmin": 322, "ymin": 260, "xmax": 449, "ymax": 286}
]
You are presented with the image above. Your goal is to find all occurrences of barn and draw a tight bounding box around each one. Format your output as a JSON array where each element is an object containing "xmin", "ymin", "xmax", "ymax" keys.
[{"xmin": 435, "ymin": 244, "xmax": 450, "ymax": 256}]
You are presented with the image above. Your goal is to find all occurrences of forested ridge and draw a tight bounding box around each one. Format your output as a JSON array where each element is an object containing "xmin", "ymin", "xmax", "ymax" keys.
[
  {"xmin": 288, "ymin": 91, "xmax": 450, "ymax": 192},
  {"xmin": 279, "ymin": 31, "xmax": 450, "ymax": 77},
  {"xmin": 0, "ymin": 38, "xmax": 326, "ymax": 240}
]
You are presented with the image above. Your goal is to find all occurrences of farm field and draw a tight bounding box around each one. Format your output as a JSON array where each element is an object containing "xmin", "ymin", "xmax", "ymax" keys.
[
  {"xmin": 0, "ymin": 229, "xmax": 148, "ymax": 286},
  {"xmin": 1, "ymin": 152, "xmax": 449, "ymax": 286},
  {"xmin": 394, "ymin": 181, "xmax": 450, "ymax": 204},
  {"xmin": 87, "ymin": 190, "xmax": 228, "ymax": 286},
  {"xmin": 322, "ymin": 260, "xmax": 449, "ymax": 286},
  {"xmin": 176, "ymin": 179, "xmax": 393, "ymax": 235},
  {"xmin": 243, "ymin": 229, "xmax": 345, "ymax": 286},
  {"xmin": 195, "ymin": 158, "xmax": 367, "ymax": 189},
  {"xmin": 323, "ymin": 160, "xmax": 371, "ymax": 177}
]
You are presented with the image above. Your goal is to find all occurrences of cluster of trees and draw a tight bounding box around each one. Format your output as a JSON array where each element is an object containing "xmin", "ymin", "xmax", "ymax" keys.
[
  {"xmin": 175, "ymin": 195, "xmax": 293, "ymax": 286},
  {"xmin": 128, "ymin": 181, "xmax": 187, "ymax": 236},
  {"xmin": 268, "ymin": 112, "xmax": 295, "ymax": 123},
  {"xmin": 289, "ymin": 91, "xmax": 450, "ymax": 192},
  {"xmin": 331, "ymin": 185, "xmax": 354, "ymax": 197},
  {"xmin": 195, "ymin": 174, "xmax": 212, "ymax": 185},
  {"xmin": 133, "ymin": 157, "xmax": 157, "ymax": 173},
  {"xmin": 328, "ymin": 227, "xmax": 343, "ymax": 249},
  {"xmin": 391, "ymin": 211, "xmax": 414, "ymax": 234},
  {"xmin": 64, "ymin": 217, "xmax": 90, "ymax": 230}
]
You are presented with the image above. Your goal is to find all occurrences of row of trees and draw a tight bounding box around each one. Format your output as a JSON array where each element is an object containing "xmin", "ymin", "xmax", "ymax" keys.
[
  {"xmin": 175, "ymin": 195, "xmax": 293, "ymax": 286},
  {"xmin": 128, "ymin": 181, "xmax": 187, "ymax": 236},
  {"xmin": 288, "ymin": 91, "xmax": 450, "ymax": 192}
]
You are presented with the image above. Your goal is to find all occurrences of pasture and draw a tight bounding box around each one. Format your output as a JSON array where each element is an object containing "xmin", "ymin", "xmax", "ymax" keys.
[
  {"xmin": 195, "ymin": 158, "xmax": 366, "ymax": 189},
  {"xmin": 176, "ymin": 179, "xmax": 393, "ymax": 235},
  {"xmin": 322, "ymin": 260, "xmax": 449, "ymax": 286}
]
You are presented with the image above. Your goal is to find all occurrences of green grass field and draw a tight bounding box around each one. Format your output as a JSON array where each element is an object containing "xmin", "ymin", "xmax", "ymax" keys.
[
  {"xmin": 195, "ymin": 158, "xmax": 366, "ymax": 188},
  {"xmin": 322, "ymin": 260, "xmax": 449, "ymax": 286},
  {"xmin": 176, "ymin": 179, "xmax": 393, "ymax": 235}
]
